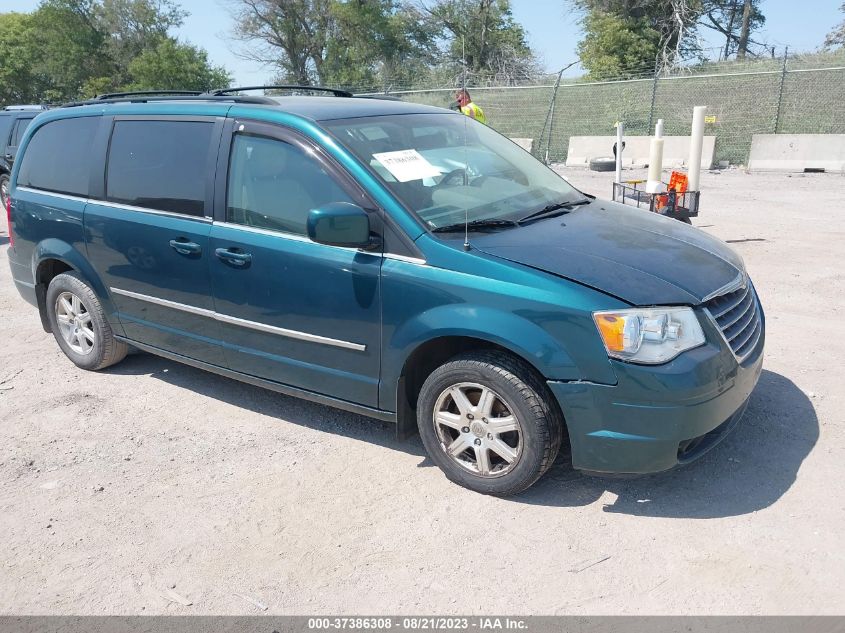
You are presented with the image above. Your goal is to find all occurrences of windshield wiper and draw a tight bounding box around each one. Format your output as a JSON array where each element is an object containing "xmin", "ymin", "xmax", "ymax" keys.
[
  {"xmin": 432, "ymin": 218, "xmax": 518, "ymax": 233},
  {"xmin": 517, "ymin": 198, "xmax": 592, "ymax": 224}
]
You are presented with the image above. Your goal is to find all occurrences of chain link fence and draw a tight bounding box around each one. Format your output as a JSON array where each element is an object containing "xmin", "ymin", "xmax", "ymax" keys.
[{"xmin": 356, "ymin": 51, "xmax": 845, "ymax": 166}]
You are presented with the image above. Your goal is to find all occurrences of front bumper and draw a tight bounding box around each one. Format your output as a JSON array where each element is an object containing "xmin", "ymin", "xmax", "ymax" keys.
[{"xmin": 549, "ymin": 313, "xmax": 765, "ymax": 475}]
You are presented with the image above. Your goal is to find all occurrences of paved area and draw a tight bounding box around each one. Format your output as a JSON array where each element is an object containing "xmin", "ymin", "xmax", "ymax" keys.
[{"xmin": 0, "ymin": 168, "xmax": 842, "ymax": 614}]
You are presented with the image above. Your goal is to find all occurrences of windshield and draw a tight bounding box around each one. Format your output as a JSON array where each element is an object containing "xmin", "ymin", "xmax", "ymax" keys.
[{"xmin": 322, "ymin": 113, "xmax": 584, "ymax": 230}]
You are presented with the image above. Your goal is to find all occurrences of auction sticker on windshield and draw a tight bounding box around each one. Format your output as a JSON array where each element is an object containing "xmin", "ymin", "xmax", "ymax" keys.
[{"xmin": 373, "ymin": 149, "xmax": 442, "ymax": 182}]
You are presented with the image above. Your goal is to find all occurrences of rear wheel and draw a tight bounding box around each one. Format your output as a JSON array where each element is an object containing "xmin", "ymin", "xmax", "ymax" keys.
[
  {"xmin": 46, "ymin": 272, "xmax": 128, "ymax": 371},
  {"xmin": 417, "ymin": 351, "xmax": 563, "ymax": 496}
]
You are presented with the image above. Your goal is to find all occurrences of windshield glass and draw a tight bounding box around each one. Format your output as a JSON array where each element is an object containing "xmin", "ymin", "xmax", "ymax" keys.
[{"xmin": 322, "ymin": 113, "xmax": 584, "ymax": 230}]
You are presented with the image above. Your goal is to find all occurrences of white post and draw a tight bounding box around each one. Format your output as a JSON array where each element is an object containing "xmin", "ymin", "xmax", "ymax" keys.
[
  {"xmin": 687, "ymin": 106, "xmax": 707, "ymax": 192},
  {"xmin": 646, "ymin": 139, "xmax": 665, "ymax": 194},
  {"xmin": 646, "ymin": 119, "xmax": 666, "ymax": 194},
  {"xmin": 615, "ymin": 121, "xmax": 624, "ymax": 184}
]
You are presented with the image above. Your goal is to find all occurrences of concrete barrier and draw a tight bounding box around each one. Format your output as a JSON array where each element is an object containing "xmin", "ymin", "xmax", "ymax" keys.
[
  {"xmin": 747, "ymin": 134, "xmax": 845, "ymax": 173},
  {"xmin": 509, "ymin": 137, "xmax": 533, "ymax": 153},
  {"xmin": 565, "ymin": 135, "xmax": 716, "ymax": 169}
]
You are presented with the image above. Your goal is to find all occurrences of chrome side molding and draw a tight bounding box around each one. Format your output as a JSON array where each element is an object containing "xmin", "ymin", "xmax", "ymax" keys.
[{"xmin": 110, "ymin": 287, "xmax": 367, "ymax": 352}]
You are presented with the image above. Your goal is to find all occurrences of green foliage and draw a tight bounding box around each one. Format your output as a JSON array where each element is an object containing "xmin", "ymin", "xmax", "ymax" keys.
[
  {"xmin": 125, "ymin": 38, "xmax": 231, "ymax": 91},
  {"xmin": 427, "ymin": 0, "xmax": 538, "ymax": 83},
  {"xmin": 233, "ymin": 0, "xmax": 332, "ymax": 85},
  {"xmin": 0, "ymin": 13, "xmax": 46, "ymax": 104},
  {"xmin": 323, "ymin": 0, "xmax": 437, "ymax": 90},
  {"xmin": 232, "ymin": 0, "xmax": 536, "ymax": 89},
  {"xmin": 577, "ymin": 10, "xmax": 659, "ymax": 79},
  {"xmin": 29, "ymin": 0, "xmax": 115, "ymax": 101},
  {"xmin": 0, "ymin": 0, "xmax": 229, "ymax": 106},
  {"xmin": 97, "ymin": 0, "xmax": 188, "ymax": 83}
]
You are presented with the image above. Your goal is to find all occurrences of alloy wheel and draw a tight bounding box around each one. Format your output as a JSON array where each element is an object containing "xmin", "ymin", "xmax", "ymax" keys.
[
  {"xmin": 433, "ymin": 382, "xmax": 523, "ymax": 478},
  {"xmin": 55, "ymin": 291, "xmax": 96, "ymax": 355}
]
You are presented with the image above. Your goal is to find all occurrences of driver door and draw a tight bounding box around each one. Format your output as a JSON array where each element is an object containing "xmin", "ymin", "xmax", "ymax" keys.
[{"xmin": 208, "ymin": 119, "xmax": 383, "ymax": 407}]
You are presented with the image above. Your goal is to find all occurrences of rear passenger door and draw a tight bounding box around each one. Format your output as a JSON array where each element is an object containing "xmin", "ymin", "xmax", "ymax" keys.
[
  {"xmin": 84, "ymin": 116, "xmax": 227, "ymax": 365},
  {"xmin": 208, "ymin": 120, "xmax": 382, "ymax": 407}
]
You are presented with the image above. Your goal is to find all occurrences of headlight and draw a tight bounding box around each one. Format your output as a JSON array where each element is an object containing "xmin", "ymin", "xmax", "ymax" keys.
[{"xmin": 593, "ymin": 307, "xmax": 705, "ymax": 364}]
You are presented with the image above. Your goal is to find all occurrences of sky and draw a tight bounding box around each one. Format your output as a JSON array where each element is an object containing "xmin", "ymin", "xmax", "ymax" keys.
[{"xmin": 4, "ymin": 0, "xmax": 843, "ymax": 86}]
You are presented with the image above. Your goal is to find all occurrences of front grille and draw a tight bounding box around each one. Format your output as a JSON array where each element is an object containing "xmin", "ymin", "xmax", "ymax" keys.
[{"xmin": 704, "ymin": 279, "xmax": 762, "ymax": 360}]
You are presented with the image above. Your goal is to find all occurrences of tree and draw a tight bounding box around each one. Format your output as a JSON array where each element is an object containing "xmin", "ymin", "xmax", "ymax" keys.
[
  {"xmin": 424, "ymin": 0, "xmax": 539, "ymax": 84},
  {"xmin": 576, "ymin": 10, "xmax": 659, "ymax": 79},
  {"xmin": 0, "ymin": 13, "xmax": 47, "ymax": 104},
  {"xmin": 125, "ymin": 38, "xmax": 231, "ymax": 91},
  {"xmin": 324, "ymin": 0, "xmax": 437, "ymax": 89},
  {"xmin": 230, "ymin": 0, "xmax": 437, "ymax": 88},
  {"xmin": 0, "ymin": 0, "xmax": 230, "ymax": 106},
  {"xmin": 700, "ymin": 0, "xmax": 765, "ymax": 60},
  {"xmin": 97, "ymin": 0, "xmax": 187, "ymax": 81},
  {"xmin": 229, "ymin": 0, "xmax": 333, "ymax": 85},
  {"xmin": 568, "ymin": 0, "xmax": 703, "ymax": 74},
  {"xmin": 29, "ymin": 0, "xmax": 115, "ymax": 100},
  {"xmin": 824, "ymin": 3, "xmax": 845, "ymax": 50}
]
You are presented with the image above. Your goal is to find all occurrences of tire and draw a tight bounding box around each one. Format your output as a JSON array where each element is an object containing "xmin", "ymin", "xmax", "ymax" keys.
[
  {"xmin": 46, "ymin": 271, "xmax": 128, "ymax": 371},
  {"xmin": 417, "ymin": 351, "xmax": 563, "ymax": 496},
  {"xmin": 589, "ymin": 157, "xmax": 616, "ymax": 172},
  {"xmin": 678, "ymin": 217, "xmax": 692, "ymax": 225},
  {"xmin": 0, "ymin": 173, "xmax": 9, "ymax": 209}
]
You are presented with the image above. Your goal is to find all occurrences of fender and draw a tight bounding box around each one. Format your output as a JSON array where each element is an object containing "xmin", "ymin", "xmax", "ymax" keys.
[
  {"xmin": 31, "ymin": 238, "xmax": 125, "ymax": 336},
  {"xmin": 380, "ymin": 304, "xmax": 581, "ymax": 413}
]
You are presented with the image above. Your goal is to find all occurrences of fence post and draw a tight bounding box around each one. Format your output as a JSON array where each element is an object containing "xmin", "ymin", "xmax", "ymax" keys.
[
  {"xmin": 647, "ymin": 71, "xmax": 659, "ymax": 133},
  {"xmin": 538, "ymin": 69, "xmax": 563, "ymax": 164},
  {"xmin": 773, "ymin": 46, "xmax": 789, "ymax": 133}
]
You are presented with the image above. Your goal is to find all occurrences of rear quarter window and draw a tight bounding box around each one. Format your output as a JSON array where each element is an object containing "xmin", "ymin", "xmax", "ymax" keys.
[
  {"xmin": 16, "ymin": 116, "xmax": 100, "ymax": 197},
  {"xmin": 105, "ymin": 120, "xmax": 214, "ymax": 216}
]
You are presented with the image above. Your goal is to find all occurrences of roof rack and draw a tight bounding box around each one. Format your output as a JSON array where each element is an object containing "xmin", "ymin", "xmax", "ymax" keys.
[
  {"xmin": 2, "ymin": 104, "xmax": 51, "ymax": 111},
  {"xmin": 93, "ymin": 90, "xmax": 204, "ymax": 100},
  {"xmin": 209, "ymin": 85, "xmax": 353, "ymax": 98},
  {"xmin": 61, "ymin": 94, "xmax": 278, "ymax": 108}
]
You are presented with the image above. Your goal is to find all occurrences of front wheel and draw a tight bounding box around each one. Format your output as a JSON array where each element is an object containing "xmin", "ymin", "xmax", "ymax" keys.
[
  {"xmin": 46, "ymin": 271, "xmax": 128, "ymax": 371},
  {"xmin": 417, "ymin": 351, "xmax": 563, "ymax": 496}
]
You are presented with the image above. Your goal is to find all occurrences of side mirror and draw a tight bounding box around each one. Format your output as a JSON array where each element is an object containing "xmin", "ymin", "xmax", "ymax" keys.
[{"xmin": 307, "ymin": 203, "xmax": 376, "ymax": 249}]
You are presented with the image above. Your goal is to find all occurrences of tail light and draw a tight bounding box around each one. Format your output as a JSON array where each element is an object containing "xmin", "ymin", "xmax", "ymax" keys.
[{"xmin": 5, "ymin": 194, "xmax": 11, "ymax": 248}]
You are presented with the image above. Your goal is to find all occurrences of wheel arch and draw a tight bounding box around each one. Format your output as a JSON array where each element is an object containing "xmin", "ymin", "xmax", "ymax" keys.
[
  {"xmin": 31, "ymin": 240, "xmax": 118, "ymax": 334},
  {"xmin": 389, "ymin": 316, "xmax": 575, "ymax": 440}
]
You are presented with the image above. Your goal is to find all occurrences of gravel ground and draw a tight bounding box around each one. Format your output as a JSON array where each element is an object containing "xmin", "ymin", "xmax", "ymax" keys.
[{"xmin": 0, "ymin": 168, "xmax": 843, "ymax": 615}]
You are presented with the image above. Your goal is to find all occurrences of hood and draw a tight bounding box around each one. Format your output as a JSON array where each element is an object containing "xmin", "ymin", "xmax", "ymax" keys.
[{"xmin": 469, "ymin": 200, "xmax": 744, "ymax": 305}]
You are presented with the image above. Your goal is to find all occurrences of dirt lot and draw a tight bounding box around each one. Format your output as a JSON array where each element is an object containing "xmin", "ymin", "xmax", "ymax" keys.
[{"xmin": 0, "ymin": 168, "xmax": 843, "ymax": 615}]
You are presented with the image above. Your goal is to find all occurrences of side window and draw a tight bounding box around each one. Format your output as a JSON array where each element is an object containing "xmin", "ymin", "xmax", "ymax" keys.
[
  {"xmin": 226, "ymin": 134, "xmax": 355, "ymax": 235},
  {"xmin": 11, "ymin": 118, "xmax": 33, "ymax": 146},
  {"xmin": 0, "ymin": 117, "xmax": 13, "ymax": 148},
  {"xmin": 106, "ymin": 120, "xmax": 213, "ymax": 216},
  {"xmin": 17, "ymin": 117, "xmax": 99, "ymax": 197}
]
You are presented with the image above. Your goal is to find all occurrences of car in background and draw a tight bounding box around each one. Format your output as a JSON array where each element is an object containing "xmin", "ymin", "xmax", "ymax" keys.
[{"xmin": 0, "ymin": 105, "xmax": 49, "ymax": 208}]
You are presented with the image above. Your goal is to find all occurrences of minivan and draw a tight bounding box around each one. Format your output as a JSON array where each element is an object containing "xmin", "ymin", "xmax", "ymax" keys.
[{"xmin": 6, "ymin": 91, "xmax": 764, "ymax": 495}]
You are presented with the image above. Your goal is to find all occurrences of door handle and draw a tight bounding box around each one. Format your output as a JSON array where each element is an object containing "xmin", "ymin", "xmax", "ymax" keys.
[
  {"xmin": 215, "ymin": 247, "xmax": 252, "ymax": 267},
  {"xmin": 169, "ymin": 239, "xmax": 202, "ymax": 256}
]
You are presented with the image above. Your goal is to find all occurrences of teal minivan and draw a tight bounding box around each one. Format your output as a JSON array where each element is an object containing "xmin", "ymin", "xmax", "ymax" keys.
[{"xmin": 6, "ymin": 91, "xmax": 764, "ymax": 495}]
